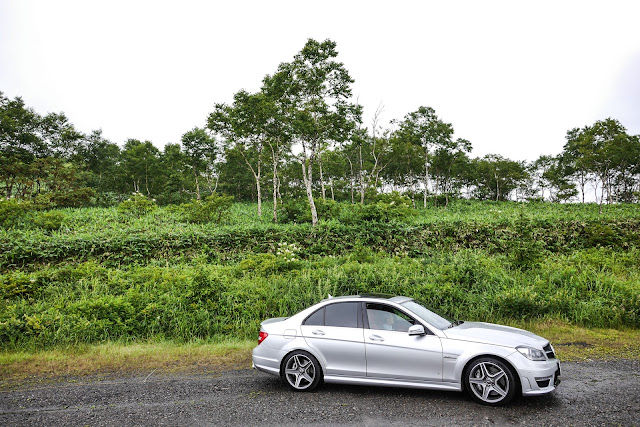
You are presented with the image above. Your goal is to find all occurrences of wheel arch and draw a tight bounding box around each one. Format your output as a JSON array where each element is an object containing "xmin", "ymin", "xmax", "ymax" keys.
[
  {"xmin": 279, "ymin": 347, "xmax": 326, "ymax": 378},
  {"xmin": 460, "ymin": 353, "xmax": 522, "ymax": 395}
]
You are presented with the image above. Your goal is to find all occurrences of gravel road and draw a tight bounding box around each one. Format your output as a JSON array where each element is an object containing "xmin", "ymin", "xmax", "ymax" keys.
[{"xmin": 1, "ymin": 360, "xmax": 639, "ymax": 426}]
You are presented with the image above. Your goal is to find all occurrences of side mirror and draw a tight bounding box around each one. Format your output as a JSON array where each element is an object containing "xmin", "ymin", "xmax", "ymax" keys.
[{"xmin": 408, "ymin": 324, "xmax": 425, "ymax": 336}]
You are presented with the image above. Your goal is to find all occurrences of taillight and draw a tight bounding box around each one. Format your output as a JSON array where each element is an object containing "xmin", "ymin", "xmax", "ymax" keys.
[{"xmin": 258, "ymin": 331, "xmax": 268, "ymax": 345}]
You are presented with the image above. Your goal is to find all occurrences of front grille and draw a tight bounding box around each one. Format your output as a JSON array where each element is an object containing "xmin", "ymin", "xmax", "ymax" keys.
[{"xmin": 544, "ymin": 343, "xmax": 556, "ymax": 359}]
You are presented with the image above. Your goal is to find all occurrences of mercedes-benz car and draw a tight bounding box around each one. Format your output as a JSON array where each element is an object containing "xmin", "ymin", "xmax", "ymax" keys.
[{"xmin": 252, "ymin": 294, "xmax": 560, "ymax": 405}]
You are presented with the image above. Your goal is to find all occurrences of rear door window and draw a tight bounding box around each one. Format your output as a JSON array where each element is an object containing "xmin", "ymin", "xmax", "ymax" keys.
[
  {"xmin": 325, "ymin": 302, "xmax": 360, "ymax": 328},
  {"xmin": 303, "ymin": 302, "xmax": 361, "ymax": 328}
]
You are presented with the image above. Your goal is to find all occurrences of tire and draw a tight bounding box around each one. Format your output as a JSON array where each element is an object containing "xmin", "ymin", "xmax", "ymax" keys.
[
  {"xmin": 282, "ymin": 351, "xmax": 323, "ymax": 392},
  {"xmin": 464, "ymin": 357, "xmax": 517, "ymax": 406}
]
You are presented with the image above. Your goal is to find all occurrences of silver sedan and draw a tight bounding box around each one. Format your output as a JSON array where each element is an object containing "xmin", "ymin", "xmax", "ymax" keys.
[{"xmin": 252, "ymin": 294, "xmax": 560, "ymax": 405}]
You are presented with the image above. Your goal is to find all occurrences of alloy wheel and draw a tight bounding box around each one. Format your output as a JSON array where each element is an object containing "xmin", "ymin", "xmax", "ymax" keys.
[
  {"xmin": 284, "ymin": 354, "xmax": 317, "ymax": 390},
  {"xmin": 467, "ymin": 360, "xmax": 511, "ymax": 404}
]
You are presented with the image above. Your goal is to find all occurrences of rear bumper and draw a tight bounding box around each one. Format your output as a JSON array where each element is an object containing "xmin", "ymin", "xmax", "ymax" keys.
[{"xmin": 252, "ymin": 346, "xmax": 281, "ymax": 376}]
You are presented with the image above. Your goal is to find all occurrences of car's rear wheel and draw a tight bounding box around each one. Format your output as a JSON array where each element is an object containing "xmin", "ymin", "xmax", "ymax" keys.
[
  {"xmin": 282, "ymin": 351, "xmax": 322, "ymax": 391},
  {"xmin": 465, "ymin": 357, "xmax": 517, "ymax": 406}
]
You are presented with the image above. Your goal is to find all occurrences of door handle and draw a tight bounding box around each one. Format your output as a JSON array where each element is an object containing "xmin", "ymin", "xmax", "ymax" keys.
[
  {"xmin": 312, "ymin": 330, "xmax": 325, "ymax": 336},
  {"xmin": 369, "ymin": 334, "xmax": 384, "ymax": 342}
]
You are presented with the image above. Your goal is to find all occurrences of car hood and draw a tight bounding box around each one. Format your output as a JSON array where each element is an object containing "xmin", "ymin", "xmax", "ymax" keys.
[{"xmin": 442, "ymin": 321, "xmax": 548, "ymax": 349}]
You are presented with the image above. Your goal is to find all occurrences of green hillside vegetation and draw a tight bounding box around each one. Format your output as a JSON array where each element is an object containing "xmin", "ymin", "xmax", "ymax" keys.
[{"xmin": 1, "ymin": 200, "xmax": 638, "ymax": 352}]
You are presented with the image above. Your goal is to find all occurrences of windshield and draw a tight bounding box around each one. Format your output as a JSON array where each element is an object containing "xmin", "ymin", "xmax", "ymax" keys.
[{"xmin": 400, "ymin": 300, "xmax": 454, "ymax": 330}]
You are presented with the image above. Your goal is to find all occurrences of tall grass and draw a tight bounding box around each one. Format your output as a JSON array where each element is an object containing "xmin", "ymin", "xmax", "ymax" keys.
[{"xmin": 1, "ymin": 247, "xmax": 638, "ymax": 350}]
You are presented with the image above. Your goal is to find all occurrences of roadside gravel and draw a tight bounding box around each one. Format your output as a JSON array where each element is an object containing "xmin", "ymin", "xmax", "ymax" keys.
[{"xmin": 1, "ymin": 360, "xmax": 638, "ymax": 426}]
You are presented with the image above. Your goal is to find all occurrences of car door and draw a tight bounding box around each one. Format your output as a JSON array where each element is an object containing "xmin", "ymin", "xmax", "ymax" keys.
[
  {"xmin": 300, "ymin": 301, "xmax": 366, "ymax": 377},
  {"xmin": 364, "ymin": 302, "xmax": 443, "ymax": 382}
]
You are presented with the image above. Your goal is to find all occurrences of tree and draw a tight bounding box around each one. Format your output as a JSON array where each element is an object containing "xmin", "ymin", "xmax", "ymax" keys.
[
  {"xmin": 544, "ymin": 155, "xmax": 578, "ymax": 202},
  {"xmin": 270, "ymin": 38, "xmax": 362, "ymax": 226},
  {"xmin": 430, "ymin": 138, "xmax": 472, "ymax": 206},
  {"xmin": 472, "ymin": 155, "xmax": 529, "ymax": 201},
  {"xmin": 157, "ymin": 143, "xmax": 191, "ymax": 205},
  {"xmin": 39, "ymin": 112, "xmax": 83, "ymax": 160},
  {"xmin": 78, "ymin": 130, "xmax": 121, "ymax": 194},
  {"xmin": 181, "ymin": 127, "xmax": 217, "ymax": 200},
  {"xmin": 0, "ymin": 92, "xmax": 88, "ymax": 202},
  {"xmin": 120, "ymin": 139, "xmax": 160, "ymax": 196},
  {"xmin": 562, "ymin": 118, "xmax": 639, "ymax": 209},
  {"xmin": 392, "ymin": 106, "xmax": 454, "ymax": 207},
  {"xmin": 216, "ymin": 145, "xmax": 258, "ymax": 201},
  {"xmin": 209, "ymin": 90, "xmax": 270, "ymax": 217},
  {"xmin": 382, "ymin": 133, "xmax": 424, "ymax": 206},
  {"xmin": 259, "ymin": 72, "xmax": 293, "ymax": 222}
]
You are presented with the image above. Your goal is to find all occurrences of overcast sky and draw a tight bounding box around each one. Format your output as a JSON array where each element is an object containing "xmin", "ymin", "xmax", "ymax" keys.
[{"xmin": 1, "ymin": 0, "xmax": 639, "ymax": 161}]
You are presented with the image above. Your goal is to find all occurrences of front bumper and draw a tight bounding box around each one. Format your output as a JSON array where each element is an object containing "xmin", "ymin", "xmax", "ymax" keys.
[{"xmin": 507, "ymin": 353, "xmax": 561, "ymax": 396}]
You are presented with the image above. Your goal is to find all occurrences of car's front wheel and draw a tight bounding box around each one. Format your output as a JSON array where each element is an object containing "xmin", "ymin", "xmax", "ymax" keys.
[
  {"xmin": 464, "ymin": 357, "xmax": 517, "ymax": 405},
  {"xmin": 282, "ymin": 351, "xmax": 323, "ymax": 391}
]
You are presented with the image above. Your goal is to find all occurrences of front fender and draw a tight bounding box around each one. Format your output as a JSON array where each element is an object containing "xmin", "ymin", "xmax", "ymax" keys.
[{"xmin": 441, "ymin": 338, "xmax": 517, "ymax": 385}]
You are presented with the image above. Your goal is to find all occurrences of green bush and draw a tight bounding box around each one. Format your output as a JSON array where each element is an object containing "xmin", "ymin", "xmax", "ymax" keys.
[
  {"xmin": 279, "ymin": 198, "xmax": 342, "ymax": 223},
  {"xmin": 33, "ymin": 211, "xmax": 66, "ymax": 231},
  {"xmin": 583, "ymin": 223, "xmax": 621, "ymax": 247},
  {"xmin": 181, "ymin": 193, "xmax": 233, "ymax": 224},
  {"xmin": 51, "ymin": 187, "xmax": 95, "ymax": 208},
  {"xmin": 278, "ymin": 198, "xmax": 309, "ymax": 223},
  {"xmin": 505, "ymin": 212, "xmax": 547, "ymax": 269},
  {"xmin": 236, "ymin": 249, "xmax": 301, "ymax": 276},
  {"xmin": 117, "ymin": 192, "xmax": 157, "ymax": 218},
  {"xmin": 342, "ymin": 192, "xmax": 415, "ymax": 223},
  {"xmin": 0, "ymin": 199, "xmax": 31, "ymax": 228}
]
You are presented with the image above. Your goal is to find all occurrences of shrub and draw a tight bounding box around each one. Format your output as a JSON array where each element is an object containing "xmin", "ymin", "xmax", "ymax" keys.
[
  {"xmin": 93, "ymin": 192, "xmax": 123, "ymax": 207},
  {"xmin": 236, "ymin": 248, "xmax": 301, "ymax": 276},
  {"xmin": 278, "ymin": 198, "xmax": 342, "ymax": 223},
  {"xmin": 506, "ymin": 211, "xmax": 546, "ymax": 269},
  {"xmin": 0, "ymin": 198, "xmax": 31, "ymax": 228},
  {"xmin": 51, "ymin": 187, "xmax": 95, "ymax": 208},
  {"xmin": 343, "ymin": 192, "xmax": 415, "ymax": 223},
  {"xmin": 583, "ymin": 223, "xmax": 621, "ymax": 247},
  {"xmin": 33, "ymin": 210, "xmax": 66, "ymax": 231},
  {"xmin": 117, "ymin": 192, "xmax": 157, "ymax": 218},
  {"xmin": 181, "ymin": 193, "xmax": 233, "ymax": 224}
]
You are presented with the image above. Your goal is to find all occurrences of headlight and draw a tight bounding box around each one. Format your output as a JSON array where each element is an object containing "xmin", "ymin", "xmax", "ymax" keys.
[{"xmin": 516, "ymin": 346, "xmax": 547, "ymax": 361}]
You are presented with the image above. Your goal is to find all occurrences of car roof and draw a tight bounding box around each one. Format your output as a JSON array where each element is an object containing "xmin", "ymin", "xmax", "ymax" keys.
[{"xmin": 322, "ymin": 293, "xmax": 413, "ymax": 304}]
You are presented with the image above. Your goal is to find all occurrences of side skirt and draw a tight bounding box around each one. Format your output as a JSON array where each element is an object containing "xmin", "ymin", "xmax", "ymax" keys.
[{"xmin": 323, "ymin": 375, "xmax": 462, "ymax": 392}]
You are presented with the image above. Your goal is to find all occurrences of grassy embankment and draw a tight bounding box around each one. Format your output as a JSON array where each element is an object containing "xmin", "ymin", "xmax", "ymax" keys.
[{"xmin": 1, "ymin": 200, "xmax": 639, "ymax": 385}]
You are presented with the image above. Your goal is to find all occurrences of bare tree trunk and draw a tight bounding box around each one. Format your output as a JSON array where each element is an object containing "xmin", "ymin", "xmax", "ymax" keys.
[
  {"xmin": 359, "ymin": 144, "xmax": 365, "ymax": 204},
  {"xmin": 319, "ymin": 159, "xmax": 326, "ymax": 200},
  {"xmin": 271, "ymin": 148, "xmax": 279, "ymax": 223},
  {"xmin": 276, "ymin": 176, "xmax": 282, "ymax": 201},
  {"xmin": 599, "ymin": 174, "xmax": 606, "ymax": 214},
  {"xmin": 301, "ymin": 159, "xmax": 318, "ymax": 226},
  {"xmin": 256, "ymin": 169, "xmax": 262, "ymax": 217},
  {"xmin": 145, "ymin": 164, "xmax": 150, "ymax": 197},
  {"xmin": 350, "ymin": 179, "xmax": 355, "ymax": 204},
  {"xmin": 346, "ymin": 156, "xmax": 355, "ymax": 204},
  {"xmin": 205, "ymin": 173, "xmax": 219, "ymax": 193},
  {"xmin": 410, "ymin": 178, "xmax": 416, "ymax": 208},
  {"xmin": 329, "ymin": 178, "xmax": 335, "ymax": 201},
  {"xmin": 423, "ymin": 150, "xmax": 429, "ymax": 208}
]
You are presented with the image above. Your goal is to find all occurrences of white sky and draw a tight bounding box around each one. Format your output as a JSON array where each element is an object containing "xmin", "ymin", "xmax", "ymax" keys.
[{"xmin": 1, "ymin": 0, "xmax": 639, "ymax": 162}]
